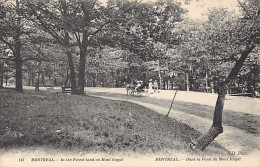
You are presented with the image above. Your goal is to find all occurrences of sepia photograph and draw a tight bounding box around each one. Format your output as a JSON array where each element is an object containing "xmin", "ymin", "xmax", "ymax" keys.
[{"xmin": 0, "ymin": 0, "xmax": 259, "ymax": 166}]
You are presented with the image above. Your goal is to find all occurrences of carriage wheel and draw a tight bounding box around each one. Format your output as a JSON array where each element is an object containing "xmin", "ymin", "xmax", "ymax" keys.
[{"xmin": 130, "ymin": 89, "xmax": 134, "ymax": 96}]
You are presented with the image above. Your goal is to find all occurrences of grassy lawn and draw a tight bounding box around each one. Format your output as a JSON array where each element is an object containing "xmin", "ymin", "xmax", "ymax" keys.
[{"xmin": 0, "ymin": 88, "xmax": 227, "ymax": 156}]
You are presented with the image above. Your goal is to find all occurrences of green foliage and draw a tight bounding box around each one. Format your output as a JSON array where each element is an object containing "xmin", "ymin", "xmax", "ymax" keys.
[
  {"xmin": 1, "ymin": 0, "xmax": 259, "ymax": 91},
  {"xmin": 170, "ymin": 2, "xmax": 260, "ymax": 91}
]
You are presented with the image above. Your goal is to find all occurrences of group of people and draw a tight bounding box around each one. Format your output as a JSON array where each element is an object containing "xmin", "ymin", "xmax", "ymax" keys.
[
  {"xmin": 125, "ymin": 79, "xmax": 160, "ymax": 95},
  {"xmin": 148, "ymin": 79, "xmax": 159, "ymax": 94},
  {"xmin": 134, "ymin": 79, "xmax": 159, "ymax": 94},
  {"xmin": 125, "ymin": 81, "xmax": 144, "ymax": 95}
]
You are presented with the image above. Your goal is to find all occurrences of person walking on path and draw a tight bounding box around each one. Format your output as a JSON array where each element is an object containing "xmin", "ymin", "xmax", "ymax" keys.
[
  {"xmin": 153, "ymin": 80, "xmax": 159, "ymax": 93},
  {"xmin": 148, "ymin": 79, "xmax": 153, "ymax": 94}
]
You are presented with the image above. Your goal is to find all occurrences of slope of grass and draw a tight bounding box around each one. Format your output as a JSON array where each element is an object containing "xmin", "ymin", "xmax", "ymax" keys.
[
  {"xmin": 0, "ymin": 88, "xmax": 227, "ymax": 155},
  {"xmin": 86, "ymin": 91, "xmax": 260, "ymax": 136}
]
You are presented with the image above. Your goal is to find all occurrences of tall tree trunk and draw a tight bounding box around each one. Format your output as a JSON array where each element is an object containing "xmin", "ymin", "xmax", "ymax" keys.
[
  {"xmin": 35, "ymin": 61, "xmax": 41, "ymax": 91},
  {"xmin": 77, "ymin": 32, "xmax": 88, "ymax": 94},
  {"xmin": 158, "ymin": 71, "xmax": 162, "ymax": 89},
  {"xmin": 41, "ymin": 73, "xmax": 45, "ymax": 87},
  {"xmin": 60, "ymin": 0, "xmax": 77, "ymax": 94},
  {"xmin": 205, "ymin": 71, "xmax": 208, "ymax": 92},
  {"xmin": 92, "ymin": 73, "xmax": 96, "ymax": 87},
  {"xmin": 67, "ymin": 50, "xmax": 77, "ymax": 93},
  {"xmin": 0, "ymin": 62, "xmax": 3, "ymax": 88},
  {"xmin": 190, "ymin": 44, "xmax": 255, "ymax": 150},
  {"xmin": 54, "ymin": 77, "xmax": 57, "ymax": 86},
  {"xmin": 77, "ymin": 48, "xmax": 87, "ymax": 94},
  {"xmin": 27, "ymin": 71, "xmax": 31, "ymax": 86},
  {"xmin": 167, "ymin": 76, "xmax": 170, "ymax": 90},
  {"xmin": 14, "ymin": 45, "xmax": 23, "ymax": 92},
  {"xmin": 111, "ymin": 71, "xmax": 115, "ymax": 87},
  {"xmin": 13, "ymin": 0, "xmax": 23, "ymax": 92},
  {"xmin": 63, "ymin": 69, "xmax": 70, "ymax": 87},
  {"xmin": 190, "ymin": 86, "xmax": 225, "ymax": 150},
  {"xmin": 101, "ymin": 73, "xmax": 105, "ymax": 87},
  {"xmin": 171, "ymin": 76, "xmax": 174, "ymax": 90},
  {"xmin": 64, "ymin": 32, "xmax": 77, "ymax": 94},
  {"xmin": 115, "ymin": 70, "xmax": 119, "ymax": 87},
  {"xmin": 104, "ymin": 74, "xmax": 108, "ymax": 87},
  {"xmin": 186, "ymin": 72, "xmax": 189, "ymax": 91},
  {"xmin": 5, "ymin": 76, "xmax": 8, "ymax": 86}
]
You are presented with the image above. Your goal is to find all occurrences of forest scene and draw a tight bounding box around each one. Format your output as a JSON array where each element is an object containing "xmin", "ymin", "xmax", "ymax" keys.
[{"xmin": 0, "ymin": 0, "xmax": 259, "ymax": 166}]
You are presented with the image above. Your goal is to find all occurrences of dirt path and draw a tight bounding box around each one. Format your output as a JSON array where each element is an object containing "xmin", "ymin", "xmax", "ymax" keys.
[
  {"xmin": 84, "ymin": 87, "xmax": 260, "ymax": 116},
  {"xmin": 85, "ymin": 91, "xmax": 260, "ymax": 156}
]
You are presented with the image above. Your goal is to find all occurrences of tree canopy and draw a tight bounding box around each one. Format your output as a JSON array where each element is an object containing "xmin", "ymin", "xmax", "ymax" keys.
[{"xmin": 0, "ymin": 0, "xmax": 259, "ymax": 150}]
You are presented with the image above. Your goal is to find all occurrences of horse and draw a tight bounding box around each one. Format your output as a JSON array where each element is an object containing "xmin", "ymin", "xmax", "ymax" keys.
[{"xmin": 125, "ymin": 83, "xmax": 136, "ymax": 95}]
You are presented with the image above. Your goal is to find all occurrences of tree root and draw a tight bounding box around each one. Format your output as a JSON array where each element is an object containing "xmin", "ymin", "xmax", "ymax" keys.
[{"xmin": 189, "ymin": 126, "xmax": 223, "ymax": 150}]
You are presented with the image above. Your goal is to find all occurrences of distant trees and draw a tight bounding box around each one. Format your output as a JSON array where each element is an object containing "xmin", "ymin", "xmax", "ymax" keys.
[
  {"xmin": 25, "ymin": 0, "xmax": 79, "ymax": 94},
  {"xmin": 0, "ymin": 0, "xmax": 259, "ymax": 150},
  {"xmin": 22, "ymin": 36, "xmax": 66, "ymax": 90},
  {"xmin": 85, "ymin": 46, "xmax": 128, "ymax": 87},
  {"xmin": 100, "ymin": 0, "xmax": 185, "ymax": 86},
  {"xmin": 0, "ymin": 43, "xmax": 5, "ymax": 88},
  {"xmin": 26, "ymin": 0, "xmax": 139, "ymax": 94},
  {"xmin": 0, "ymin": 0, "xmax": 29, "ymax": 92},
  {"xmin": 0, "ymin": 0, "xmax": 187, "ymax": 92},
  {"xmin": 0, "ymin": 0, "xmax": 55, "ymax": 91},
  {"xmin": 189, "ymin": 0, "xmax": 260, "ymax": 150}
]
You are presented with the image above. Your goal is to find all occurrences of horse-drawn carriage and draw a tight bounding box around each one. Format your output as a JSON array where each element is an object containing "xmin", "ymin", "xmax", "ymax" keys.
[{"xmin": 125, "ymin": 81, "xmax": 147, "ymax": 96}]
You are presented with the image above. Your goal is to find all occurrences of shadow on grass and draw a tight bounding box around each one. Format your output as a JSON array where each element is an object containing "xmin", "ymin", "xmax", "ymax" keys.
[
  {"xmin": 0, "ymin": 90, "xmax": 228, "ymax": 156},
  {"xmin": 87, "ymin": 91, "xmax": 260, "ymax": 136}
]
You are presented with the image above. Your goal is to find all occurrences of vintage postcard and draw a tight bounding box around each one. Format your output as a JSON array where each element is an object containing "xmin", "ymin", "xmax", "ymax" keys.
[{"xmin": 0, "ymin": 0, "xmax": 259, "ymax": 166}]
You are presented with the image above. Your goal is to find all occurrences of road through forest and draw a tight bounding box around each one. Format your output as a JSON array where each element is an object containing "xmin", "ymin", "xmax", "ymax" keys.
[{"xmin": 84, "ymin": 87, "xmax": 260, "ymax": 158}]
